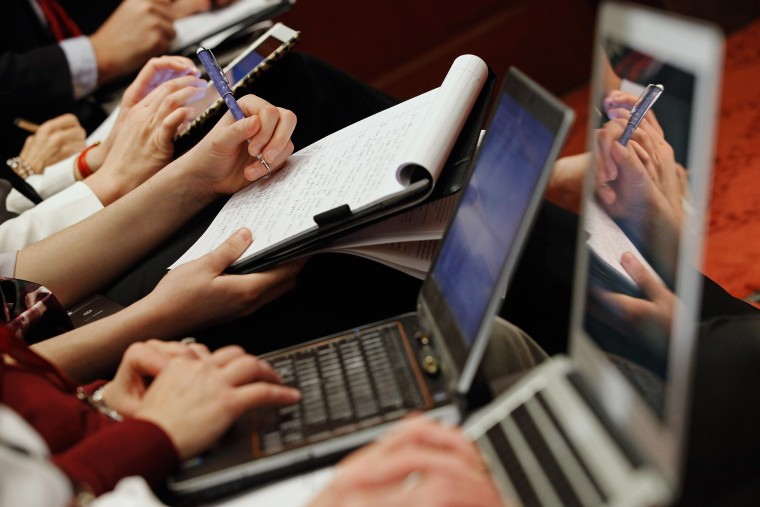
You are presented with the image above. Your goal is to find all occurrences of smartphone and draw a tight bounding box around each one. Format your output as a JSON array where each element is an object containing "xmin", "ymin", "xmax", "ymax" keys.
[{"xmin": 176, "ymin": 23, "xmax": 300, "ymax": 140}]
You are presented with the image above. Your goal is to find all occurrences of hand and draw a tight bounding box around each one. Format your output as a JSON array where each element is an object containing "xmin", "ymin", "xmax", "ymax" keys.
[
  {"xmin": 174, "ymin": 94, "xmax": 297, "ymax": 196},
  {"xmin": 101, "ymin": 339, "xmax": 211, "ymax": 417},
  {"xmin": 138, "ymin": 228, "xmax": 306, "ymax": 339},
  {"xmin": 86, "ymin": 73, "xmax": 207, "ymax": 204},
  {"xmin": 85, "ymin": 56, "xmax": 201, "ymax": 173},
  {"xmin": 546, "ymin": 152, "xmax": 592, "ymax": 214},
  {"xmin": 132, "ymin": 345, "xmax": 301, "ymax": 459},
  {"xmin": 310, "ymin": 416, "xmax": 505, "ymax": 507},
  {"xmin": 170, "ymin": 0, "xmax": 237, "ymax": 17},
  {"xmin": 602, "ymin": 93, "xmax": 687, "ymax": 223},
  {"xmin": 18, "ymin": 114, "xmax": 86, "ymax": 173},
  {"xmin": 597, "ymin": 252, "xmax": 676, "ymax": 346},
  {"xmin": 592, "ymin": 112, "xmax": 686, "ymax": 283},
  {"xmin": 90, "ymin": 0, "xmax": 177, "ymax": 85}
]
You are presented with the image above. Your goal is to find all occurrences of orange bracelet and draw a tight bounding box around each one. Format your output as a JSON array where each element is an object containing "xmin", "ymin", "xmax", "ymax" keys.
[{"xmin": 76, "ymin": 142, "xmax": 100, "ymax": 179}]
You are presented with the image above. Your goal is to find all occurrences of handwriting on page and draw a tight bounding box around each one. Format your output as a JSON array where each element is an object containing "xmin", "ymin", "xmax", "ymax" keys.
[{"xmin": 171, "ymin": 91, "xmax": 437, "ymax": 268}]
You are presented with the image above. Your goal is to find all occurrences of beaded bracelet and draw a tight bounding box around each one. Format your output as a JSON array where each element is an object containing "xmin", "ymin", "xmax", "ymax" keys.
[{"xmin": 6, "ymin": 156, "xmax": 35, "ymax": 179}]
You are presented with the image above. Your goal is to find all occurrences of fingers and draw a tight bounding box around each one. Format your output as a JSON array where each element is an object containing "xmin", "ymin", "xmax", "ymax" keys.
[
  {"xmin": 38, "ymin": 113, "xmax": 83, "ymax": 133},
  {"xmin": 342, "ymin": 417, "xmax": 482, "ymax": 473},
  {"xmin": 125, "ymin": 55, "xmax": 200, "ymax": 107},
  {"xmin": 620, "ymin": 251, "xmax": 666, "ymax": 301},
  {"xmin": 140, "ymin": 74, "xmax": 207, "ymax": 112},
  {"xmin": 245, "ymin": 105, "xmax": 297, "ymax": 164},
  {"xmin": 236, "ymin": 96, "xmax": 297, "ymax": 180},
  {"xmin": 201, "ymin": 228, "xmax": 254, "ymax": 274},
  {"xmin": 220, "ymin": 353, "xmax": 283, "ymax": 386},
  {"xmin": 233, "ymin": 381, "xmax": 302, "ymax": 409}
]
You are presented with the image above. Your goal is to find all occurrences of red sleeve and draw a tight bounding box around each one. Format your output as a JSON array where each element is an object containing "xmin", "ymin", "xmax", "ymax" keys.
[
  {"xmin": 3, "ymin": 364, "xmax": 180, "ymax": 496},
  {"xmin": 51, "ymin": 418, "xmax": 180, "ymax": 496}
]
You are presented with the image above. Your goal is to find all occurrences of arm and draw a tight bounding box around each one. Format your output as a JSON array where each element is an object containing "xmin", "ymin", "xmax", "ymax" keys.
[
  {"xmin": 16, "ymin": 93, "xmax": 294, "ymax": 305},
  {"xmin": 0, "ymin": 182, "xmax": 103, "ymax": 251}
]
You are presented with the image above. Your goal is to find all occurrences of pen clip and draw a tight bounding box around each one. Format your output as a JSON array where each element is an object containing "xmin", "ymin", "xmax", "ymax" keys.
[
  {"xmin": 198, "ymin": 46, "xmax": 230, "ymax": 87},
  {"xmin": 619, "ymin": 83, "xmax": 664, "ymax": 146},
  {"xmin": 630, "ymin": 83, "xmax": 664, "ymax": 118}
]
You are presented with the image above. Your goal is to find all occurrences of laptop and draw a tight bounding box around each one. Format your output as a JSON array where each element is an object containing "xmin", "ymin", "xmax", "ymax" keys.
[
  {"xmin": 463, "ymin": 2, "xmax": 724, "ymax": 506},
  {"xmin": 166, "ymin": 66, "xmax": 575, "ymax": 501}
]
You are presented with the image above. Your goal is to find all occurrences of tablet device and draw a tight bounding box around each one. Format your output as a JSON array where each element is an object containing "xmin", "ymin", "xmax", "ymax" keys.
[{"xmin": 174, "ymin": 23, "xmax": 300, "ymax": 145}]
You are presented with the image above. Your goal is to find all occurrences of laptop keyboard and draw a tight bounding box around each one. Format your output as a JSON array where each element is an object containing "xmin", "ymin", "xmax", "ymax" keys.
[
  {"xmin": 483, "ymin": 383, "xmax": 610, "ymax": 507},
  {"xmin": 257, "ymin": 322, "xmax": 427, "ymax": 455}
]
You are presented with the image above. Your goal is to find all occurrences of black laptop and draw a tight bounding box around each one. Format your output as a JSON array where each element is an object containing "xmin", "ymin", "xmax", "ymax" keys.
[{"xmin": 167, "ymin": 66, "xmax": 574, "ymax": 502}]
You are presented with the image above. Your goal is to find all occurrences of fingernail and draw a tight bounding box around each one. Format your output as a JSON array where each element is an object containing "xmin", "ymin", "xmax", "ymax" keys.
[{"xmin": 236, "ymin": 227, "xmax": 252, "ymax": 242}]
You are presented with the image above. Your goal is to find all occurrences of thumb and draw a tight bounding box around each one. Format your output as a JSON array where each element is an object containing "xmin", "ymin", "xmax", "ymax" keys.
[{"xmin": 204, "ymin": 228, "xmax": 254, "ymax": 273}]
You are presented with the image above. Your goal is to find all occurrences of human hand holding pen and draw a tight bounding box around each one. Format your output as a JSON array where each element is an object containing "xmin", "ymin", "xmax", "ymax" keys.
[
  {"xmin": 610, "ymin": 84, "xmax": 663, "ymax": 146},
  {"xmin": 593, "ymin": 115, "xmax": 685, "ymax": 283},
  {"xmin": 174, "ymin": 93, "xmax": 296, "ymax": 195},
  {"xmin": 197, "ymin": 46, "xmax": 279, "ymax": 176},
  {"xmin": 17, "ymin": 114, "xmax": 87, "ymax": 174}
]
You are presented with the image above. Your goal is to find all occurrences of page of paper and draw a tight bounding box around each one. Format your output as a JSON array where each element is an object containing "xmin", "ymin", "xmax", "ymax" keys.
[
  {"xmin": 324, "ymin": 240, "xmax": 440, "ymax": 280},
  {"xmin": 327, "ymin": 194, "xmax": 456, "ymax": 249},
  {"xmin": 171, "ymin": 0, "xmax": 288, "ymax": 52},
  {"xmin": 586, "ymin": 201, "xmax": 663, "ymax": 286},
  {"xmin": 396, "ymin": 54, "xmax": 488, "ymax": 184}
]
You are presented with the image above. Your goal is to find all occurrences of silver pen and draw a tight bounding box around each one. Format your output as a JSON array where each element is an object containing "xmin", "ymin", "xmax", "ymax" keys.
[{"xmin": 619, "ymin": 83, "xmax": 664, "ymax": 146}]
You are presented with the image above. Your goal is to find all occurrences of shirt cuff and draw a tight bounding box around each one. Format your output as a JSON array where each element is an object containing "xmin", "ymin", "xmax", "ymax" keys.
[{"xmin": 59, "ymin": 36, "xmax": 99, "ymax": 99}]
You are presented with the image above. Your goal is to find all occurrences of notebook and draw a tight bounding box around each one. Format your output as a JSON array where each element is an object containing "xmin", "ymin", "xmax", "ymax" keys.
[
  {"xmin": 166, "ymin": 66, "xmax": 575, "ymax": 502},
  {"xmin": 463, "ymin": 3, "xmax": 724, "ymax": 506}
]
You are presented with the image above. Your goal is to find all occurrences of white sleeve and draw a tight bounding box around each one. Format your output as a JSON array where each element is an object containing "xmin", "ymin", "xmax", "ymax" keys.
[
  {"xmin": 0, "ymin": 182, "xmax": 104, "ymax": 251},
  {"xmin": 6, "ymin": 154, "xmax": 79, "ymax": 214}
]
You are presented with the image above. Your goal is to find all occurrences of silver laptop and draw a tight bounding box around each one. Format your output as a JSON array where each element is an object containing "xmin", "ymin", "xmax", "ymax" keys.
[
  {"xmin": 464, "ymin": 3, "xmax": 724, "ymax": 506},
  {"xmin": 167, "ymin": 66, "xmax": 575, "ymax": 501}
]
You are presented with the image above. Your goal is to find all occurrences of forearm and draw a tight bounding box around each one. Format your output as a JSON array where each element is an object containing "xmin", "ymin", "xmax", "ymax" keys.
[
  {"xmin": 52, "ymin": 418, "xmax": 178, "ymax": 496},
  {"xmin": 15, "ymin": 160, "xmax": 215, "ymax": 307},
  {"xmin": 32, "ymin": 298, "xmax": 164, "ymax": 382}
]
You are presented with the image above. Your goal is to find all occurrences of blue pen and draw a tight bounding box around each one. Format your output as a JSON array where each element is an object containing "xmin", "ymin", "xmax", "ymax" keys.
[
  {"xmin": 197, "ymin": 46, "xmax": 245, "ymax": 121},
  {"xmin": 196, "ymin": 46, "xmax": 270, "ymax": 172},
  {"xmin": 619, "ymin": 83, "xmax": 664, "ymax": 146}
]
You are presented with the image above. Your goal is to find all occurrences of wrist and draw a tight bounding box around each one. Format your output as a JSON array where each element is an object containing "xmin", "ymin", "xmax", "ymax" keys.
[
  {"xmin": 75, "ymin": 142, "xmax": 102, "ymax": 180},
  {"xmin": 89, "ymin": 35, "xmax": 118, "ymax": 86},
  {"xmin": 6, "ymin": 156, "xmax": 35, "ymax": 179},
  {"xmin": 77, "ymin": 384, "xmax": 124, "ymax": 421}
]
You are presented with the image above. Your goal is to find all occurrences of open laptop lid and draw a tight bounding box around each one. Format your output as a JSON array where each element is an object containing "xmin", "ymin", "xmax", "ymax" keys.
[
  {"xmin": 568, "ymin": 1, "xmax": 724, "ymax": 486},
  {"xmin": 419, "ymin": 67, "xmax": 574, "ymax": 396}
]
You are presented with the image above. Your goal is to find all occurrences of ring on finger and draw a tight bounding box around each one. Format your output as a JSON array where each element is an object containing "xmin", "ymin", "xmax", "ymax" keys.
[{"xmin": 256, "ymin": 153, "xmax": 271, "ymax": 173}]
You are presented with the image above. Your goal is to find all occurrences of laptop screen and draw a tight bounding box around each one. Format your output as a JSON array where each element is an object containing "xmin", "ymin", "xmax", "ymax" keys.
[
  {"xmin": 433, "ymin": 93, "xmax": 556, "ymax": 343},
  {"xmin": 570, "ymin": 1, "xmax": 723, "ymax": 482},
  {"xmin": 424, "ymin": 68, "xmax": 573, "ymax": 393}
]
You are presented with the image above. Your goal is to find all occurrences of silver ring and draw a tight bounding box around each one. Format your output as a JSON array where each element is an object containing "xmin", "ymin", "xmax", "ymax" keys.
[
  {"xmin": 180, "ymin": 337, "xmax": 197, "ymax": 345},
  {"xmin": 256, "ymin": 153, "xmax": 271, "ymax": 173}
]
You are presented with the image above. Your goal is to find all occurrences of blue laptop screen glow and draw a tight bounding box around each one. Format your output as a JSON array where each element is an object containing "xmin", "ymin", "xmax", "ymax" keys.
[{"xmin": 431, "ymin": 94, "xmax": 555, "ymax": 345}]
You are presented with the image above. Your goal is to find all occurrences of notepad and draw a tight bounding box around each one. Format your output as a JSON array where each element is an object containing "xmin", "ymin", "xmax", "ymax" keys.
[{"xmin": 171, "ymin": 54, "xmax": 493, "ymax": 273}]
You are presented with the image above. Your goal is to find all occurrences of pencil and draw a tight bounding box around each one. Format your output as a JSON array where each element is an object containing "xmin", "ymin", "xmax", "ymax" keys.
[{"xmin": 14, "ymin": 118, "xmax": 40, "ymax": 134}]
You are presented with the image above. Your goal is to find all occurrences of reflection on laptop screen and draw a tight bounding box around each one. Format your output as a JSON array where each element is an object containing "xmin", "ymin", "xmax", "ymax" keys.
[
  {"xmin": 432, "ymin": 95, "xmax": 556, "ymax": 346},
  {"xmin": 583, "ymin": 40, "xmax": 698, "ymax": 418}
]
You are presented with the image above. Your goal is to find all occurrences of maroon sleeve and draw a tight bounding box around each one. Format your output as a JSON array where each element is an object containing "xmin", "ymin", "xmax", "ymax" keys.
[{"xmin": 51, "ymin": 418, "xmax": 180, "ymax": 496}]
